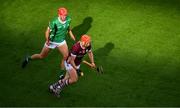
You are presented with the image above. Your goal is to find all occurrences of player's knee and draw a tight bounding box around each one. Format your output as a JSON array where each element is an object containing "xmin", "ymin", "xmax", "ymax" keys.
[
  {"xmin": 39, "ymin": 54, "xmax": 46, "ymax": 59},
  {"xmin": 70, "ymin": 76, "xmax": 78, "ymax": 83},
  {"xmin": 73, "ymin": 78, "xmax": 78, "ymax": 83},
  {"xmin": 74, "ymin": 77, "xmax": 78, "ymax": 82}
]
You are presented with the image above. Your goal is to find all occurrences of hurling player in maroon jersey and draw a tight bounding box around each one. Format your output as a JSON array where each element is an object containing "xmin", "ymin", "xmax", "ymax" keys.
[{"xmin": 49, "ymin": 35, "xmax": 96, "ymax": 97}]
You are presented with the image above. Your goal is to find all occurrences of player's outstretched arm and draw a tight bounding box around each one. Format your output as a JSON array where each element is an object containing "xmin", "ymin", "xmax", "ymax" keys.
[
  {"xmin": 45, "ymin": 27, "xmax": 50, "ymax": 45},
  {"xmin": 68, "ymin": 55, "xmax": 78, "ymax": 70},
  {"xmin": 68, "ymin": 28, "xmax": 76, "ymax": 41},
  {"xmin": 88, "ymin": 51, "xmax": 96, "ymax": 68}
]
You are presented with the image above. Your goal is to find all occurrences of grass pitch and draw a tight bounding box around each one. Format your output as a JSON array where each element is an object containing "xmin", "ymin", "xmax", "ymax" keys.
[{"xmin": 0, "ymin": 0, "xmax": 180, "ymax": 106}]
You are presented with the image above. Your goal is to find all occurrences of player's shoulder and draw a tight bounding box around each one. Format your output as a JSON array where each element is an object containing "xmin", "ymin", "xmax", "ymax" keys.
[
  {"xmin": 73, "ymin": 42, "xmax": 80, "ymax": 48},
  {"xmin": 66, "ymin": 15, "xmax": 71, "ymax": 22},
  {"xmin": 50, "ymin": 17, "xmax": 59, "ymax": 23},
  {"xmin": 72, "ymin": 42, "xmax": 81, "ymax": 50}
]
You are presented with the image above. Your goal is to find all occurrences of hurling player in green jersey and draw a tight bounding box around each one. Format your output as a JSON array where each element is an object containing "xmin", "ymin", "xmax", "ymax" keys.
[{"xmin": 22, "ymin": 7, "xmax": 76, "ymax": 70}]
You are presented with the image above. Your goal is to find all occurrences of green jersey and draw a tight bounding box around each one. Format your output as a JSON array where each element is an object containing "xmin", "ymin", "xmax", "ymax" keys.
[{"xmin": 49, "ymin": 16, "xmax": 71, "ymax": 43}]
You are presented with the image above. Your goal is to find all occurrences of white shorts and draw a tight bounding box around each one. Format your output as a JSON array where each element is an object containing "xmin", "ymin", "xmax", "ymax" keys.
[
  {"xmin": 64, "ymin": 61, "xmax": 80, "ymax": 72},
  {"xmin": 44, "ymin": 40, "xmax": 66, "ymax": 49}
]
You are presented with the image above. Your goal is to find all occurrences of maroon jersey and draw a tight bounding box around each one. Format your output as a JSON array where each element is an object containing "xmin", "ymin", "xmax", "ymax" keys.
[{"xmin": 69, "ymin": 42, "xmax": 91, "ymax": 66}]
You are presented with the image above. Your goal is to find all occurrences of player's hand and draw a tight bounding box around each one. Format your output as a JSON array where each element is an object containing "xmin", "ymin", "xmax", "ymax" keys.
[
  {"xmin": 46, "ymin": 40, "xmax": 50, "ymax": 46},
  {"xmin": 91, "ymin": 62, "xmax": 96, "ymax": 68}
]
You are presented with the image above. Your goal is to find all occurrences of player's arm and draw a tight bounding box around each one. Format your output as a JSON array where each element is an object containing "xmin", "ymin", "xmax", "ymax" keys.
[
  {"xmin": 46, "ymin": 20, "xmax": 55, "ymax": 45},
  {"xmin": 68, "ymin": 54, "xmax": 78, "ymax": 70},
  {"xmin": 87, "ymin": 50, "xmax": 96, "ymax": 68},
  {"xmin": 45, "ymin": 27, "xmax": 50, "ymax": 45},
  {"xmin": 68, "ymin": 27, "xmax": 76, "ymax": 41}
]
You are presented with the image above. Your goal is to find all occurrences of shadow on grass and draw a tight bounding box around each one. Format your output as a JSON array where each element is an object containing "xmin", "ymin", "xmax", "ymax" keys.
[
  {"xmin": 72, "ymin": 16, "xmax": 93, "ymax": 39},
  {"xmin": 66, "ymin": 16, "xmax": 93, "ymax": 47},
  {"xmin": 94, "ymin": 42, "xmax": 115, "ymax": 57},
  {"xmin": 93, "ymin": 42, "xmax": 115, "ymax": 65},
  {"xmin": 82, "ymin": 42, "xmax": 115, "ymax": 75}
]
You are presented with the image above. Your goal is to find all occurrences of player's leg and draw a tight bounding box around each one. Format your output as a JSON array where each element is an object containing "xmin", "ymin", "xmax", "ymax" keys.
[
  {"xmin": 59, "ymin": 70, "xmax": 69, "ymax": 80},
  {"xmin": 22, "ymin": 45, "xmax": 51, "ymax": 68},
  {"xmin": 49, "ymin": 69, "xmax": 78, "ymax": 97},
  {"xmin": 63, "ymin": 68, "xmax": 78, "ymax": 84},
  {"xmin": 58, "ymin": 60, "xmax": 78, "ymax": 86},
  {"xmin": 59, "ymin": 65, "xmax": 83, "ymax": 80},
  {"xmin": 49, "ymin": 61, "xmax": 78, "ymax": 97},
  {"xmin": 49, "ymin": 68, "xmax": 78, "ymax": 94},
  {"xmin": 76, "ymin": 65, "xmax": 84, "ymax": 76},
  {"xmin": 31, "ymin": 46, "xmax": 50, "ymax": 59},
  {"xmin": 49, "ymin": 75, "xmax": 66, "ymax": 96},
  {"xmin": 57, "ymin": 41, "xmax": 69, "ymax": 70}
]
